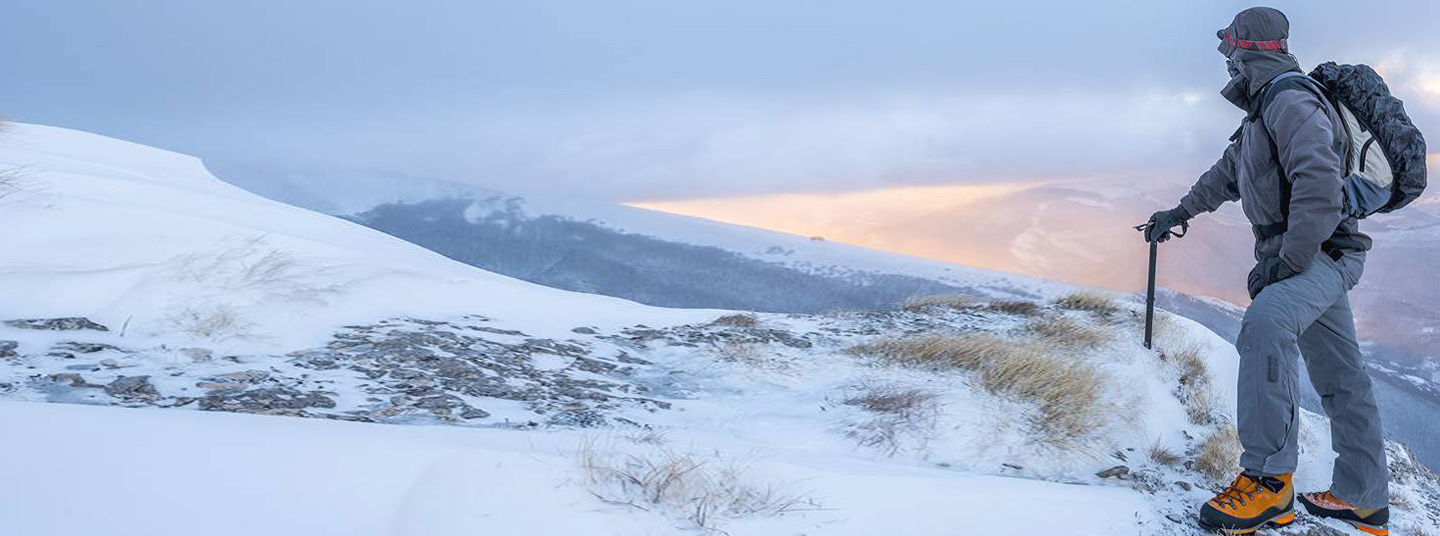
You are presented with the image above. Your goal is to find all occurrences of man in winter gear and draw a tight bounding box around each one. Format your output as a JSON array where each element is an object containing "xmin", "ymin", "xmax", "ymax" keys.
[{"xmin": 1146, "ymin": 7, "xmax": 1388, "ymax": 535}]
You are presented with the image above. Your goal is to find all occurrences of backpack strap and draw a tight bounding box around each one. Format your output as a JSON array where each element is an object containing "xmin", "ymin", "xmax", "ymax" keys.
[{"xmin": 1250, "ymin": 71, "xmax": 1328, "ymax": 242}]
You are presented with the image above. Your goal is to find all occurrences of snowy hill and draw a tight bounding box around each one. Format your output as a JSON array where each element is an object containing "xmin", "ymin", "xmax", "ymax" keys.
[
  {"xmin": 0, "ymin": 123, "xmax": 711, "ymax": 353},
  {"xmin": 3, "ymin": 124, "xmax": 1440, "ymax": 536}
]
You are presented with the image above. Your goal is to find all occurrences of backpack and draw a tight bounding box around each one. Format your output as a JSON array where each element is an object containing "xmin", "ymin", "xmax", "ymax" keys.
[{"xmin": 1257, "ymin": 63, "xmax": 1428, "ymax": 219}]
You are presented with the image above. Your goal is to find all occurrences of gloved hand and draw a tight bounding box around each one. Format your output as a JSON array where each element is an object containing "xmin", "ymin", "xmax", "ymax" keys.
[
  {"xmin": 1247, "ymin": 256, "xmax": 1298, "ymax": 299},
  {"xmin": 1144, "ymin": 206, "xmax": 1192, "ymax": 243}
]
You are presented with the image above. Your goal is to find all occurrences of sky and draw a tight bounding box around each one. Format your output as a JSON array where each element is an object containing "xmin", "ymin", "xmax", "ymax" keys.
[{"xmin": 3, "ymin": 0, "xmax": 1439, "ymax": 202}]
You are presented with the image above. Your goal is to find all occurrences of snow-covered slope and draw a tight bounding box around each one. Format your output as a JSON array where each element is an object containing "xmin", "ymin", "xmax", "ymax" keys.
[
  {"xmin": 0, "ymin": 124, "xmax": 709, "ymax": 352},
  {"xmin": 4, "ymin": 124, "xmax": 1440, "ymax": 536}
]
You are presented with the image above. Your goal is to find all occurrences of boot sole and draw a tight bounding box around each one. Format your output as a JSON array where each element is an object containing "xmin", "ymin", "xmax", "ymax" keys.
[
  {"xmin": 1297, "ymin": 495, "xmax": 1389, "ymax": 535},
  {"xmin": 1198, "ymin": 510, "xmax": 1296, "ymax": 535}
]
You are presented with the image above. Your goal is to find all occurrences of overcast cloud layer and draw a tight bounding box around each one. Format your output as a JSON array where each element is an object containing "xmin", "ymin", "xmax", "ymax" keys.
[{"xmin": 4, "ymin": 0, "xmax": 1438, "ymax": 201}]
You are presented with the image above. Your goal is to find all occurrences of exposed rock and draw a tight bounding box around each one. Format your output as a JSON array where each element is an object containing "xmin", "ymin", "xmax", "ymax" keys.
[
  {"xmin": 571, "ymin": 327, "xmax": 598, "ymax": 335},
  {"xmin": 1095, "ymin": 465, "xmax": 1130, "ymax": 479},
  {"xmin": 105, "ymin": 376, "xmax": 158, "ymax": 399},
  {"xmin": 1174, "ymin": 480, "xmax": 1192, "ymax": 491},
  {"xmin": 1165, "ymin": 514, "xmax": 1183, "ymax": 524},
  {"xmin": 0, "ymin": 340, "xmax": 17, "ymax": 358},
  {"xmin": 55, "ymin": 342, "xmax": 119, "ymax": 354},
  {"xmin": 218, "ymin": 371, "xmax": 270, "ymax": 383},
  {"xmin": 49, "ymin": 373, "xmax": 100, "ymax": 388},
  {"xmin": 180, "ymin": 347, "xmax": 213, "ymax": 362},
  {"xmin": 4, "ymin": 317, "xmax": 109, "ymax": 331},
  {"xmin": 200, "ymin": 387, "xmax": 336, "ymax": 412}
]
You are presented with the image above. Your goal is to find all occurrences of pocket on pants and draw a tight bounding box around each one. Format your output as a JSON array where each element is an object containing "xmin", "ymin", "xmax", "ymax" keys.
[{"xmin": 1268, "ymin": 355, "xmax": 1278, "ymax": 382}]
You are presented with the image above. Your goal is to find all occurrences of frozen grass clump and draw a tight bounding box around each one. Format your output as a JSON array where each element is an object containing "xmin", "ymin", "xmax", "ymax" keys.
[
  {"xmin": 711, "ymin": 313, "xmax": 759, "ymax": 327},
  {"xmin": 849, "ymin": 333, "xmax": 1109, "ymax": 447},
  {"xmin": 843, "ymin": 384, "xmax": 942, "ymax": 455},
  {"xmin": 987, "ymin": 299, "xmax": 1042, "ymax": 316},
  {"xmin": 1053, "ymin": 291, "xmax": 1122, "ymax": 315},
  {"xmin": 579, "ymin": 442, "xmax": 820, "ymax": 532},
  {"xmin": 1024, "ymin": 315, "xmax": 1113, "ymax": 349},
  {"xmin": 1194, "ymin": 426, "xmax": 1241, "ymax": 484},
  {"xmin": 901, "ymin": 294, "xmax": 974, "ymax": 312}
]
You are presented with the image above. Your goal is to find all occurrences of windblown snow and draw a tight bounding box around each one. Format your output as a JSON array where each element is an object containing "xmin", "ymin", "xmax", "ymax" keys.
[{"xmin": 1, "ymin": 123, "xmax": 1438, "ymax": 536}]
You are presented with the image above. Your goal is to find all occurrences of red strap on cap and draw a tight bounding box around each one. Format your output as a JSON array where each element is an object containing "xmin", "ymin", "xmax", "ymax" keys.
[{"xmin": 1222, "ymin": 32, "xmax": 1287, "ymax": 51}]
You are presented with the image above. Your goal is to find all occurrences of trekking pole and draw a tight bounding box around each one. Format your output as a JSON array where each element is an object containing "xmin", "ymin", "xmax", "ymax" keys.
[{"xmin": 1132, "ymin": 220, "xmax": 1187, "ymax": 350}]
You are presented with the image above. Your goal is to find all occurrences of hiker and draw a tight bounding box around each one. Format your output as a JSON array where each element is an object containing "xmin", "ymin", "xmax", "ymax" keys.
[{"xmin": 1145, "ymin": 7, "xmax": 1395, "ymax": 536}]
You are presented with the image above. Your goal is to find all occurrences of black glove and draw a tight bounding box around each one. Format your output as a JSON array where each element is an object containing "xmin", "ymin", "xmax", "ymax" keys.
[
  {"xmin": 1144, "ymin": 206, "xmax": 1191, "ymax": 243},
  {"xmin": 1247, "ymin": 256, "xmax": 1298, "ymax": 299}
]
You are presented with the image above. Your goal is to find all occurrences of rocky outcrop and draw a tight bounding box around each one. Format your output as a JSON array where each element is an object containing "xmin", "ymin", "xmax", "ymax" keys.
[{"xmin": 4, "ymin": 317, "xmax": 109, "ymax": 331}]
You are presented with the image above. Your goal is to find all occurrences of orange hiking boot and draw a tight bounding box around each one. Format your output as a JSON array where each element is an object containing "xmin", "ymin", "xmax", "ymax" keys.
[
  {"xmin": 1198, "ymin": 472, "xmax": 1295, "ymax": 534},
  {"xmin": 1298, "ymin": 490, "xmax": 1390, "ymax": 535}
]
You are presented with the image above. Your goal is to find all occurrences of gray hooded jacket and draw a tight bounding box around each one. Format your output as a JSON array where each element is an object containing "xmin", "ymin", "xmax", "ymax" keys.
[{"xmin": 1179, "ymin": 7, "xmax": 1371, "ymax": 273}]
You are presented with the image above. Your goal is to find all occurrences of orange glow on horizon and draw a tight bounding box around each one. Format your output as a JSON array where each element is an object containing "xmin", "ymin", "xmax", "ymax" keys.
[{"xmin": 629, "ymin": 182, "xmax": 1035, "ymax": 270}]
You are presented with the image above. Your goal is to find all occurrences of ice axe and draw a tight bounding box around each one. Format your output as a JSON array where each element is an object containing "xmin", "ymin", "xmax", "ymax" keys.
[{"xmin": 1132, "ymin": 219, "xmax": 1188, "ymax": 349}]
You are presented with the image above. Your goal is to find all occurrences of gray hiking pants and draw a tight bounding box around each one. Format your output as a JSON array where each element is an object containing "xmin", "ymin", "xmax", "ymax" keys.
[{"xmin": 1236, "ymin": 250, "xmax": 1388, "ymax": 508}]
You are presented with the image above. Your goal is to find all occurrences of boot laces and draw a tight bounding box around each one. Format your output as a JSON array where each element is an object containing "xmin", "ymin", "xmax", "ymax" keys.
[{"xmin": 1215, "ymin": 474, "xmax": 1262, "ymax": 510}]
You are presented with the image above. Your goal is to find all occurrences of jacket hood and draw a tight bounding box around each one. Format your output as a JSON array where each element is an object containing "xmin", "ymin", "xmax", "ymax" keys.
[{"xmin": 1217, "ymin": 7, "xmax": 1301, "ymax": 104}]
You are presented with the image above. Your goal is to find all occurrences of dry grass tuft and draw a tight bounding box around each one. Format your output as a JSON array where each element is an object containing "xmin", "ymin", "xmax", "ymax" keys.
[
  {"xmin": 1053, "ymin": 291, "xmax": 1122, "ymax": 315},
  {"xmin": 1164, "ymin": 343, "xmax": 1218, "ymax": 425},
  {"xmin": 714, "ymin": 341, "xmax": 783, "ymax": 370},
  {"xmin": 850, "ymin": 333, "xmax": 1108, "ymax": 445},
  {"xmin": 579, "ymin": 442, "xmax": 820, "ymax": 531},
  {"xmin": 901, "ymin": 294, "xmax": 974, "ymax": 311},
  {"xmin": 622, "ymin": 428, "xmax": 670, "ymax": 446},
  {"xmin": 843, "ymin": 385, "xmax": 942, "ymax": 455},
  {"xmin": 848, "ymin": 333, "xmax": 1008, "ymax": 371},
  {"xmin": 711, "ymin": 313, "xmax": 759, "ymax": 327},
  {"xmin": 1025, "ymin": 315, "xmax": 1113, "ymax": 349},
  {"xmin": 1194, "ymin": 426, "xmax": 1241, "ymax": 484},
  {"xmin": 1147, "ymin": 439, "xmax": 1183, "ymax": 467},
  {"xmin": 165, "ymin": 304, "xmax": 255, "ymax": 341},
  {"xmin": 987, "ymin": 299, "xmax": 1042, "ymax": 316},
  {"xmin": 0, "ymin": 166, "xmax": 33, "ymax": 204}
]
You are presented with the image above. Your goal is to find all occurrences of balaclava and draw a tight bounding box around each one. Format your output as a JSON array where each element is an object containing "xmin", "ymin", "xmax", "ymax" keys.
[{"xmin": 1216, "ymin": 7, "xmax": 1301, "ymax": 111}]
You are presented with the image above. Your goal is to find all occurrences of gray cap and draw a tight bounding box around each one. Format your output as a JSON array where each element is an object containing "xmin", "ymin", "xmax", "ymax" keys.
[{"xmin": 1217, "ymin": 7, "xmax": 1290, "ymax": 56}]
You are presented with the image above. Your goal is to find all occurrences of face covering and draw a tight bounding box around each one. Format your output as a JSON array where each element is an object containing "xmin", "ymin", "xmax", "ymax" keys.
[{"xmin": 1221, "ymin": 55, "xmax": 1253, "ymax": 110}]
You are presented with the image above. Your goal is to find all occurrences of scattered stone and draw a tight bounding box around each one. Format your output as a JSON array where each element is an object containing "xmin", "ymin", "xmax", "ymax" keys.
[
  {"xmin": 0, "ymin": 340, "xmax": 17, "ymax": 358},
  {"xmin": 105, "ymin": 376, "xmax": 158, "ymax": 399},
  {"xmin": 180, "ymin": 347, "xmax": 213, "ymax": 362},
  {"xmin": 4, "ymin": 317, "xmax": 110, "ymax": 331},
  {"xmin": 55, "ymin": 342, "xmax": 118, "ymax": 354},
  {"xmin": 571, "ymin": 327, "xmax": 598, "ymax": 335},
  {"xmin": 200, "ymin": 387, "xmax": 336, "ymax": 412},
  {"xmin": 49, "ymin": 373, "xmax": 99, "ymax": 388},
  {"xmin": 1174, "ymin": 480, "xmax": 1193, "ymax": 491},
  {"xmin": 1095, "ymin": 465, "xmax": 1130, "ymax": 479},
  {"xmin": 219, "ymin": 371, "xmax": 269, "ymax": 383},
  {"xmin": 196, "ymin": 382, "xmax": 237, "ymax": 392},
  {"xmin": 1001, "ymin": 463, "xmax": 1024, "ymax": 471},
  {"xmin": 1165, "ymin": 514, "xmax": 1183, "ymax": 524}
]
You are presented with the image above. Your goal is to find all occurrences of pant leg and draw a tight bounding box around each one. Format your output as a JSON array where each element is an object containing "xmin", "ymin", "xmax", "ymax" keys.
[
  {"xmin": 1236, "ymin": 252, "xmax": 1349, "ymax": 476},
  {"xmin": 1297, "ymin": 281, "xmax": 1388, "ymax": 508}
]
